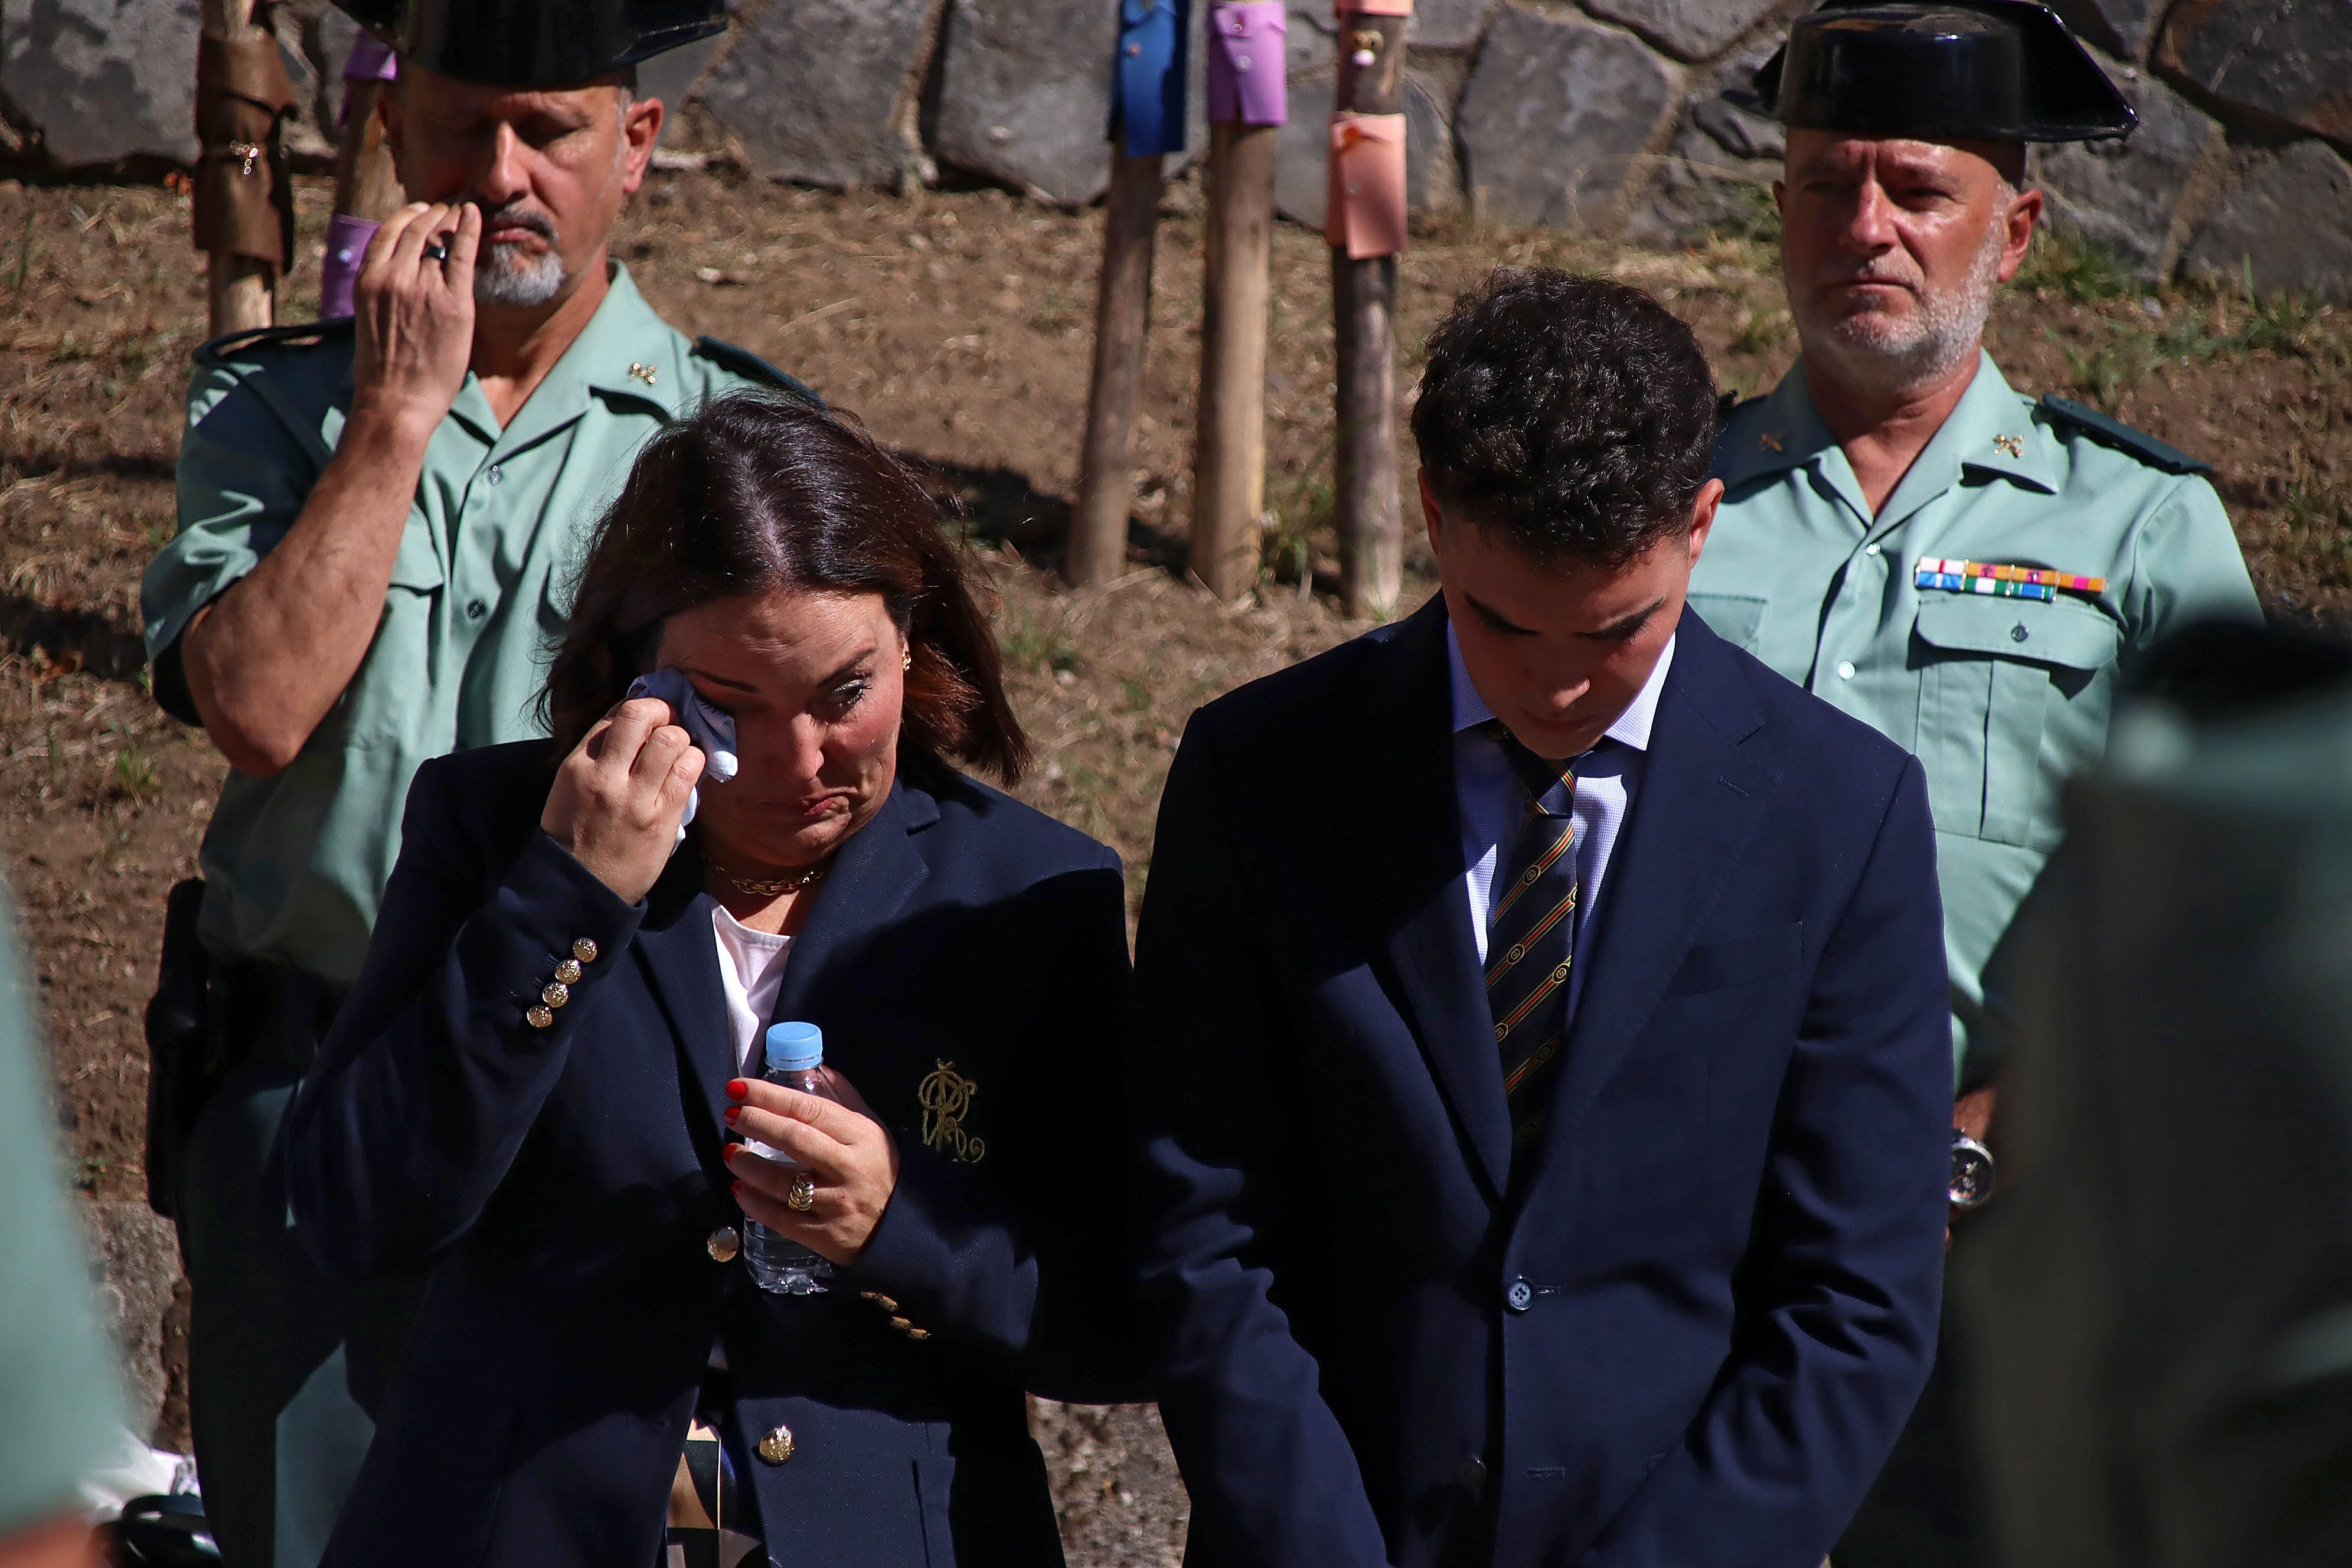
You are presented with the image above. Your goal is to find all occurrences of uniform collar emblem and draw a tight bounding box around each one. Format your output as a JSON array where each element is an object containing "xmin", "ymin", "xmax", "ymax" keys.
[
  {"xmin": 917, "ymin": 1061, "xmax": 985, "ymax": 1163},
  {"xmin": 1758, "ymin": 431, "xmax": 1785, "ymax": 453},
  {"xmin": 1991, "ymin": 433, "xmax": 2023, "ymax": 458},
  {"xmin": 628, "ymin": 361, "xmax": 658, "ymax": 386}
]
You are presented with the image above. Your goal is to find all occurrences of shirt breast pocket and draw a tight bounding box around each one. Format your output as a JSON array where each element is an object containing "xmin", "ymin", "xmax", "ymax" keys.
[
  {"xmin": 1912, "ymin": 595, "xmax": 2120, "ymax": 849},
  {"xmin": 1687, "ymin": 591, "xmax": 1768, "ymax": 654}
]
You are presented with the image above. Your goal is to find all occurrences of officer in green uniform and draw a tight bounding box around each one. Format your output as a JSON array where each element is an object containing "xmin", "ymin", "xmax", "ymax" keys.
[
  {"xmin": 137, "ymin": 2, "xmax": 810, "ymax": 1563},
  {"xmin": 0, "ymin": 881, "xmax": 125, "ymax": 1567},
  {"xmin": 1685, "ymin": 4, "xmax": 2259, "ymax": 1563}
]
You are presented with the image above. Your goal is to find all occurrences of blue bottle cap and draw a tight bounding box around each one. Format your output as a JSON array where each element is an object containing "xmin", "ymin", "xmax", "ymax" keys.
[{"xmin": 763, "ymin": 1021, "xmax": 823, "ymax": 1073}]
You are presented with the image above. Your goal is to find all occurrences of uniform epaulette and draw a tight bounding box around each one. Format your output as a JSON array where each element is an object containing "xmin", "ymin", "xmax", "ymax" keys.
[
  {"xmin": 191, "ymin": 316, "xmax": 355, "ymax": 368},
  {"xmin": 1716, "ymin": 389, "xmax": 1755, "ymax": 427},
  {"xmin": 691, "ymin": 335, "xmax": 822, "ymax": 407},
  {"xmin": 2034, "ymin": 394, "xmax": 2213, "ymax": 477}
]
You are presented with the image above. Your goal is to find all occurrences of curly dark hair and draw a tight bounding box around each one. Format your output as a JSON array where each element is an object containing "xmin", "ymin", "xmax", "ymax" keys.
[
  {"xmin": 543, "ymin": 392, "xmax": 1028, "ymax": 782},
  {"xmin": 1410, "ymin": 267, "xmax": 1719, "ymax": 567}
]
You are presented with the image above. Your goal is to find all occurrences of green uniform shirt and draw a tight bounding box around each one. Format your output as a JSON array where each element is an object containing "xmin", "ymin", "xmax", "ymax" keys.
[
  {"xmin": 0, "ymin": 887, "xmax": 126, "ymax": 1530},
  {"xmin": 1691, "ymin": 352, "xmax": 2259, "ymax": 1083},
  {"xmin": 143, "ymin": 266, "xmax": 799, "ymax": 984}
]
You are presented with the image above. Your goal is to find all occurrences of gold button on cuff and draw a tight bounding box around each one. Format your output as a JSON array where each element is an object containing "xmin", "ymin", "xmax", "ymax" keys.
[
  {"xmin": 861, "ymin": 1292, "xmax": 899, "ymax": 1312},
  {"xmin": 757, "ymin": 1425, "xmax": 796, "ymax": 1464},
  {"xmin": 541, "ymin": 980, "xmax": 570, "ymax": 1008},
  {"xmin": 572, "ymin": 937, "xmax": 599, "ymax": 964},
  {"xmin": 707, "ymin": 1226, "xmax": 740, "ymax": 1263},
  {"xmin": 890, "ymin": 1315, "xmax": 914, "ymax": 1331},
  {"xmin": 527, "ymin": 1005, "xmax": 554, "ymax": 1030},
  {"xmin": 904, "ymin": 1327, "xmax": 932, "ymax": 1341},
  {"xmin": 554, "ymin": 958, "xmax": 583, "ymax": 985}
]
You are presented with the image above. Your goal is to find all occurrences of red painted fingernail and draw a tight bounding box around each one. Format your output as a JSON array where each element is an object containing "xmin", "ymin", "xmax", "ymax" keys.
[
  {"xmin": 731, "ymin": 1181, "xmax": 744, "ymax": 1198},
  {"xmin": 726, "ymin": 1080, "xmax": 749, "ymax": 1100},
  {"xmin": 723, "ymin": 1106, "xmax": 740, "ymax": 1124}
]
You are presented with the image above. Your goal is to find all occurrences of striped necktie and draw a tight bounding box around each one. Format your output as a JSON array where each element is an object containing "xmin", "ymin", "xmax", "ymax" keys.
[{"xmin": 1482, "ymin": 721, "xmax": 1580, "ymax": 1161}]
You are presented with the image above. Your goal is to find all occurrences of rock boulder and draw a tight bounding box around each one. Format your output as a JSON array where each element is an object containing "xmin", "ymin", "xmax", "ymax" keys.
[
  {"xmin": 1272, "ymin": 73, "xmax": 1452, "ymax": 230},
  {"xmin": 1, "ymin": 0, "xmax": 204, "ymax": 168},
  {"xmin": 1456, "ymin": 7, "xmax": 1677, "ymax": 230},
  {"xmin": 700, "ymin": 0, "xmax": 930, "ymax": 189},
  {"xmin": 1582, "ymin": 0, "xmax": 1783, "ymax": 64},
  {"xmin": 2036, "ymin": 62, "xmax": 2217, "ymax": 283},
  {"xmin": 2157, "ymin": 0, "xmax": 2352, "ymax": 149},
  {"xmin": 2182, "ymin": 139, "xmax": 2352, "ymax": 303}
]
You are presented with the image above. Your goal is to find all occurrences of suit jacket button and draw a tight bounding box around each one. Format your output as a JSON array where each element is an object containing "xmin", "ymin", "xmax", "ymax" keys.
[
  {"xmin": 1456, "ymin": 1456, "xmax": 1487, "ymax": 1495},
  {"xmin": 1505, "ymin": 1279, "xmax": 1534, "ymax": 1312},
  {"xmin": 757, "ymin": 1424, "xmax": 795, "ymax": 1464},
  {"xmin": 707, "ymin": 1226, "xmax": 740, "ymax": 1262}
]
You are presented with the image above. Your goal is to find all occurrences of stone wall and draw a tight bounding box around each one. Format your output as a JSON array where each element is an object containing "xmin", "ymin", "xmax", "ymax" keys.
[{"xmin": 6, "ymin": 0, "xmax": 2347, "ymax": 296}]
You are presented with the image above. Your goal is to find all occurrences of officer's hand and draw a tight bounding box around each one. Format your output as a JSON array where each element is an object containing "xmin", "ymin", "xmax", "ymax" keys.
[
  {"xmin": 722, "ymin": 1067, "xmax": 903, "ymax": 1265},
  {"xmin": 541, "ymin": 697, "xmax": 703, "ymax": 905},
  {"xmin": 349, "ymin": 201, "xmax": 479, "ymax": 439}
]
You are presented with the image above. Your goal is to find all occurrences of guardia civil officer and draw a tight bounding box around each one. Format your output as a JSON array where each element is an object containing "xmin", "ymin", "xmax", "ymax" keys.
[
  {"xmin": 136, "ymin": 3, "xmax": 812, "ymax": 1563},
  {"xmin": 1684, "ymin": 4, "xmax": 2259, "ymax": 1562}
]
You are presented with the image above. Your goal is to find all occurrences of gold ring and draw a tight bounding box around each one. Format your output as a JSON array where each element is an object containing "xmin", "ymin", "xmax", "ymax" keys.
[{"xmin": 786, "ymin": 1175, "xmax": 816, "ymax": 1213}]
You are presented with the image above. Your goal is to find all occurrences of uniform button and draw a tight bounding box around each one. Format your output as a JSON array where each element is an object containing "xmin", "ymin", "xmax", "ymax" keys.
[
  {"xmin": 1865, "ymin": 543, "xmax": 1882, "ymax": 556},
  {"xmin": 1836, "ymin": 661, "xmax": 1857, "ymax": 680},
  {"xmin": 2011, "ymin": 624, "xmax": 2029, "ymax": 643},
  {"xmin": 485, "ymin": 464, "xmax": 504, "ymax": 485},
  {"xmin": 526, "ymin": 1005, "xmax": 554, "ymax": 1030},
  {"xmin": 756, "ymin": 1424, "xmax": 796, "ymax": 1465},
  {"xmin": 554, "ymin": 958, "xmax": 582, "ymax": 985},
  {"xmin": 572, "ymin": 938, "xmax": 600, "ymax": 963},
  {"xmin": 707, "ymin": 1226, "xmax": 740, "ymax": 1262},
  {"xmin": 1456, "ymin": 1455, "xmax": 1487, "ymax": 1494},
  {"xmin": 1505, "ymin": 1279, "xmax": 1533, "ymax": 1312},
  {"xmin": 465, "ymin": 599, "xmax": 486, "ymax": 620},
  {"xmin": 1125, "ymin": 41, "xmax": 1142, "ymax": 54}
]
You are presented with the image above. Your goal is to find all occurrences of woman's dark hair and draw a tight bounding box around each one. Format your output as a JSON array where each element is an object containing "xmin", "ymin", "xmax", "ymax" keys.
[
  {"xmin": 545, "ymin": 393, "xmax": 1028, "ymax": 782},
  {"xmin": 1410, "ymin": 267, "xmax": 1719, "ymax": 568}
]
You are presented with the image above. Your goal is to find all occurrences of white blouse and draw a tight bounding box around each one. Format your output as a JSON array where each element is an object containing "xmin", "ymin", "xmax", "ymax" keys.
[{"xmin": 711, "ymin": 904, "xmax": 792, "ymax": 1076}]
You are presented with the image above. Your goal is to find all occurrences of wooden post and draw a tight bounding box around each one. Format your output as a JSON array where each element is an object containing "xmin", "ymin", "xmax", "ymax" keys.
[
  {"xmin": 200, "ymin": 0, "xmax": 275, "ymax": 336},
  {"xmin": 334, "ymin": 79, "xmax": 404, "ymax": 224},
  {"xmin": 1190, "ymin": 121, "xmax": 1276, "ymax": 600},
  {"xmin": 1069, "ymin": 151, "xmax": 1165, "ymax": 589},
  {"xmin": 1331, "ymin": 9, "xmax": 1405, "ymax": 619}
]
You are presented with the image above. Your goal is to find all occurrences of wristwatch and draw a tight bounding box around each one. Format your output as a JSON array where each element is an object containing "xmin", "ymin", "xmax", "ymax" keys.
[{"xmin": 1949, "ymin": 1129, "xmax": 1996, "ymax": 1210}]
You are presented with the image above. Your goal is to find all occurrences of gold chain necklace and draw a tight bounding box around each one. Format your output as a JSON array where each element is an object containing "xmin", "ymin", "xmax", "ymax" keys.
[{"xmin": 704, "ymin": 854, "xmax": 831, "ymax": 899}]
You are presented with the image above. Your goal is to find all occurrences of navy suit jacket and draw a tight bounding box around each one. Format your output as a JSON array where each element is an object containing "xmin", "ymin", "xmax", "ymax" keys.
[
  {"xmin": 283, "ymin": 741, "xmax": 1138, "ymax": 1568},
  {"xmin": 1129, "ymin": 600, "xmax": 1949, "ymax": 1568}
]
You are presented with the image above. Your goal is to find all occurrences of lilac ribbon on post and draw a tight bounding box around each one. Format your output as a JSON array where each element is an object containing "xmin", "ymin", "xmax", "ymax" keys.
[
  {"xmin": 322, "ymin": 37, "xmax": 400, "ymax": 320},
  {"xmin": 343, "ymin": 35, "xmax": 398, "ymax": 88},
  {"xmin": 1206, "ymin": 1, "xmax": 1288, "ymax": 126}
]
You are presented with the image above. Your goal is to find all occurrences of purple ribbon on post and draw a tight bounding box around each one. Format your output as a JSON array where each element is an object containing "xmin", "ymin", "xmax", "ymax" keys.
[
  {"xmin": 343, "ymin": 34, "xmax": 398, "ymax": 87},
  {"xmin": 1206, "ymin": 0, "xmax": 1287, "ymax": 125}
]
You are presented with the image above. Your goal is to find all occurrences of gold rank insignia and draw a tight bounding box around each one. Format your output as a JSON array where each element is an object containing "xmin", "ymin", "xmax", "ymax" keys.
[
  {"xmin": 1992, "ymin": 433, "xmax": 2023, "ymax": 458},
  {"xmin": 628, "ymin": 361, "xmax": 658, "ymax": 386},
  {"xmin": 1758, "ymin": 431, "xmax": 1785, "ymax": 453},
  {"xmin": 917, "ymin": 1060, "xmax": 986, "ymax": 1163}
]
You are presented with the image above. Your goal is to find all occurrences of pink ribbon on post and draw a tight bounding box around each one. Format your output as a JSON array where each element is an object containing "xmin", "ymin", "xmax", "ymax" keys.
[
  {"xmin": 1326, "ymin": 112, "xmax": 1406, "ymax": 259},
  {"xmin": 1207, "ymin": 1, "xmax": 1288, "ymax": 126}
]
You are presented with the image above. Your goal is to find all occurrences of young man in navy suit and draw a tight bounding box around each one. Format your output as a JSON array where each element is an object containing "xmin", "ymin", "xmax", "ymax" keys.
[{"xmin": 1128, "ymin": 268, "xmax": 1952, "ymax": 1568}]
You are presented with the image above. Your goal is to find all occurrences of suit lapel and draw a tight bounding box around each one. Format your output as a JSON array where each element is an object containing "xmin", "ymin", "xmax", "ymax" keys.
[
  {"xmin": 633, "ymin": 783, "xmax": 935, "ymax": 1159},
  {"xmin": 1538, "ymin": 616, "xmax": 1779, "ymax": 1165},
  {"xmin": 767, "ymin": 782, "xmax": 935, "ymax": 1034},
  {"xmin": 632, "ymin": 846, "xmax": 734, "ymax": 1165},
  {"xmin": 1358, "ymin": 600, "xmax": 1514, "ymax": 1198}
]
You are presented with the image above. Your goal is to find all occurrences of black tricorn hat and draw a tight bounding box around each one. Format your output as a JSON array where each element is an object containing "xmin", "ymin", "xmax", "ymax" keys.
[
  {"xmin": 332, "ymin": 0, "xmax": 724, "ymax": 89},
  {"xmin": 1747, "ymin": 0, "xmax": 2135, "ymax": 143}
]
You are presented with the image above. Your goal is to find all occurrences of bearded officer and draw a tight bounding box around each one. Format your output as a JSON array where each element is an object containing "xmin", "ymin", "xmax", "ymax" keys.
[
  {"xmin": 137, "ymin": 3, "xmax": 812, "ymax": 1563},
  {"xmin": 1685, "ymin": 4, "xmax": 2257, "ymax": 1563}
]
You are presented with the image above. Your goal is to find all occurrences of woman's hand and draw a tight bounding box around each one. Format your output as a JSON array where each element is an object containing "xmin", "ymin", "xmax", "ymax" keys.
[
  {"xmin": 541, "ymin": 697, "xmax": 703, "ymax": 904},
  {"xmin": 723, "ymin": 1067, "xmax": 901, "ymax": 1265}
]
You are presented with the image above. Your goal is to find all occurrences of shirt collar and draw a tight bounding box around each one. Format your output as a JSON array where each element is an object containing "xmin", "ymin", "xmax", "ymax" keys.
[
  {"xmin": 445, "ymin": 263, "xmax": 683, "ymax": 453},
  {"xmin": 1448, "ymin": 622, "xmax": 1675, "ymax": 755},
  {"xmin": 1715, "ymin": 349, "xmax": 2057, "ymax": 517}
]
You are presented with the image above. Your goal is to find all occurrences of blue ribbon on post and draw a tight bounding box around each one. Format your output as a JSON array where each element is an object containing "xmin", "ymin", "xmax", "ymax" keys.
[{"xmin": 1112, "ymin": 0, "xmax": 1190, "ymax": 157}]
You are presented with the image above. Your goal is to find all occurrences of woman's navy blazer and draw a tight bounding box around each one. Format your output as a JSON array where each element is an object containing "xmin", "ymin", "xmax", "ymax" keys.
[{"xmin": 282, "ymin": 739, "xmax": 1138, "ymax": 1568}]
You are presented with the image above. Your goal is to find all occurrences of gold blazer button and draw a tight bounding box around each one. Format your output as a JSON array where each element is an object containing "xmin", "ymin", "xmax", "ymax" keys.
[
  {"xmin": 757, "ymin": 1424, "xmax": 796, "ymax": 1464},
  {"xmin": 706, "ymin": 1226, "xmax": 740, "ymax": 1263}
]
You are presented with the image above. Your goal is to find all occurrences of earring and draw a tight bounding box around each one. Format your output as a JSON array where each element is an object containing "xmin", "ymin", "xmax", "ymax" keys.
[{"xmin": 901, "ymin": 647, "xmax": 913, "ymax": 672}]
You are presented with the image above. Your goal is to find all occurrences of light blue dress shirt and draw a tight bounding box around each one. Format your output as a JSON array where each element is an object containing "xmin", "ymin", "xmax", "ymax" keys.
[{"xmin": 1449, "ymin": 626, "xmax": 1674, "ymax": 985}]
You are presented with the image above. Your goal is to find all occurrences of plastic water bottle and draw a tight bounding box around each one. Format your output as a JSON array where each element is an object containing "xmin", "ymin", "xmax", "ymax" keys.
[{"xmin": 741, "ymin": 1020, "xmax": 838, "ymax": 1295}]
